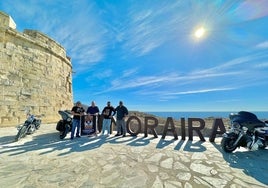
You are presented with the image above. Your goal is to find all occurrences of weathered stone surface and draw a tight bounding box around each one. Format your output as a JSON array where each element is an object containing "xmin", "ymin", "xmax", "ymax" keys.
[
  {"xmin": 160, "ymin": 158, "xmax": 173, "ymax": 169},
  {"xmin": 0, "ymin": 11, "xmax": 73, "ymax": 126}
]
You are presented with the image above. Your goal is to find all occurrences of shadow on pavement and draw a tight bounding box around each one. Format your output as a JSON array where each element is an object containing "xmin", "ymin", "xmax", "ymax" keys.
[
  {"xmin": 212, "ymin": 142, "xmax": 268, "ymax": 185},
  {"xmin": 0, "ymin": 135, "xmax": 17, "ymax": 145},
  {"xmin": 0, "ymin": 131, "xmax": 157, "ymax": 157}
]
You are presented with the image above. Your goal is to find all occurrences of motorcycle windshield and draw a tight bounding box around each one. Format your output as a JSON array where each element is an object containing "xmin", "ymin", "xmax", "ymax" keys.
[
  {"xmin": 237, "ymin": 111, "xmax": 258, "ymax": 119},
  {"xmin": 230, "ymin": 111, "xmax": 265, "ymax": 131},
  {"xmin": 230, "ymin": 111, "xmax": 259, "ymax": 121},
  {"xmin": 58, "ymin": 110, "xmax": 72, "ymax": 120}
]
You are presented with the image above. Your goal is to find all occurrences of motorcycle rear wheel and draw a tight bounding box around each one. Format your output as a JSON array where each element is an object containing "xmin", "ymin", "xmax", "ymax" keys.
[
  {"xmin": 15, "ymin": 126, "xmax": 27, "ymax": 141},
  {"xmin": 221, "ymin": 137, "xmax": 237, "ymax": 153}
]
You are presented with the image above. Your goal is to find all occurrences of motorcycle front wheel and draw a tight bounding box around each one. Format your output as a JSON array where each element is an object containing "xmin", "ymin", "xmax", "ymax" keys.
[
  {"xmin": 60, "ymin": 125, "xmax": 70, "ymax": 139},
  {"xmin": 221, "ymin": 137, "xmax": 238, "ymax": 153},
  {"xmin": 15, "ymin": 125, "xmax": 27, "ymax": 141},
  {"xmin": 28, "ymin": 124, "xmax": 36, "ymax": 134}
]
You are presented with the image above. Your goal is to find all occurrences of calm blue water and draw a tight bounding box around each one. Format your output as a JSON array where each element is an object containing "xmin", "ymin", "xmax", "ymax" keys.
[{"xmin": 146, "ymin": 111, "xmax": 268, "ymax": 119}]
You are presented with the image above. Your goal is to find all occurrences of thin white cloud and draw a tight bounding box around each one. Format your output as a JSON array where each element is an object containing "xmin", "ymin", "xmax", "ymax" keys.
[
  {"xmin": 256, "ymin": 41, "xmax": 268, "ymax": 49},
  {"xmin": 191, "ymin": 52, "xmax": 268, "ymax": 75},
  {"xmin": 165, "ymin": 87, "xmax": 235, "ymax": 95},
  {"xmin": 122, "ymin": 68, "xmax": 139, "ymax": 78},
  {"xmin": 110, "ymin": 75, "xmax": 172, "ymax": 90},
  {"xmin": 136, "ymin": 84, "xmax": 236, "ymax": 97},
  {"xmin": 254, "ymin": 62, "xmax": 268, "ymax": 68}
]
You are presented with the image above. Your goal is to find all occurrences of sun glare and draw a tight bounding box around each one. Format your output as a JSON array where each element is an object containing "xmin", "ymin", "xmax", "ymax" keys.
[{"xmin": 194, "ymin": 27, "xmax": 205, "ymax": 39}]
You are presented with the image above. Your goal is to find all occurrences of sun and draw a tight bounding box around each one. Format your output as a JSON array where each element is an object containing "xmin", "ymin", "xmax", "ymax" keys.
[{"xmin": 194, "ymin": 27, "xmax": 206, "ymax": 39}]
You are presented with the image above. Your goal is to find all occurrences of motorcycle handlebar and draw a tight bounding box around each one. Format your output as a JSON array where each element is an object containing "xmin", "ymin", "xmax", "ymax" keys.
[{"xmin": 26, "ymin": 114, "xmax": 44, "ymax": 118}]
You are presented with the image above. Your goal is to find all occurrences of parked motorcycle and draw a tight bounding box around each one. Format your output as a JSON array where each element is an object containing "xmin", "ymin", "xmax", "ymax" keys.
[
  {"xmin": 15, "ymin": 113, "xmax": 43, "ymax": 141},
  {"xmin": 56, "ymin": 110, "xmax": 73, "ymax": 139},
  {"xmin": 221, "ymin": 111, "xmax": 268, "ymax": 153}
]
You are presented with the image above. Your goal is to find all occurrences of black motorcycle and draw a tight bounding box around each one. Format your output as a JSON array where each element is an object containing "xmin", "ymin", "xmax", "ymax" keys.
[
  {"xmin": 221, "ymin": 111, "xmax": 268, "ymax": 153},
  {"xmin": 15, "ymin": 113, "xmax": 43, "ymax": 141},
  {"xmin": 56, "ymin": 110, "xmax": 73, "ymax": 139}
]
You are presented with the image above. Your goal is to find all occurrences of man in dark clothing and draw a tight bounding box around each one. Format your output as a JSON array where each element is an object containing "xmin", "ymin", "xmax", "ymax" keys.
[
  {"xmin": 86, "ymin": 101, "xmax": 100, "ymax": 135},
  {"xmin": 101, "ymin": 101, "xmax": 115, "ymax": 136},
  {"xmin": 115, "ymin": 101, "xmax": 128, "ymax": 137},
  {"xmin": 70, "ymin": 101, "xmax": 85, "ymax": 139}
]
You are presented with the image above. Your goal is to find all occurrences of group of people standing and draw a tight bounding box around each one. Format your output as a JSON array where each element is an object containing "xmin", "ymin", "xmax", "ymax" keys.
[{"xmin": 70, "ymin": 100, "xmax": 128, "ymax": 140}]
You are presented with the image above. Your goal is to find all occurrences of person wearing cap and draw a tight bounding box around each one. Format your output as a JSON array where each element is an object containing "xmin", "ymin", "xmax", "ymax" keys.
[
  {"xmin": 70, "ymin": 101, "xmax": 85, "ymax": 139},
  {"xmin": 101, "ymin": 101, "xmax": 115, "ymax": 136},
  {"xmin": 115, "ymin": 101, "xmax": 128, "ymax": 137}
]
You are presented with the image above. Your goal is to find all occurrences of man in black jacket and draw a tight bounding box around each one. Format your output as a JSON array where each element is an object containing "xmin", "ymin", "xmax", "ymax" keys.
[{"xmin": 115, "ymin": 101, "xmax": 128, "ymax": 137}]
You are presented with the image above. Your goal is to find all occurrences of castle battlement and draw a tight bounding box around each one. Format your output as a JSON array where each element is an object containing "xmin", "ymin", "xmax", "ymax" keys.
[{"xmin": 0, "ymin": 11, "xmax": 16, "ymax": 29}]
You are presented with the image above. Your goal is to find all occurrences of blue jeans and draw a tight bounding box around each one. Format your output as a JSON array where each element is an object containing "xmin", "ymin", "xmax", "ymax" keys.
[
  {"xmin": 71, "ymin": 119, "xmax": 81, "ymax": 138},
  {"xmin": 102, "ymin": 118, "xmax": 111, "ymax": 135}
]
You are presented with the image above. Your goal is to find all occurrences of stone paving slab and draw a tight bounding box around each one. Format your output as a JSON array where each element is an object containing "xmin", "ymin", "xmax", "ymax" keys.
[{"xmin": 0, "ymin": 124, "xmax": 267, "ymax": 188}]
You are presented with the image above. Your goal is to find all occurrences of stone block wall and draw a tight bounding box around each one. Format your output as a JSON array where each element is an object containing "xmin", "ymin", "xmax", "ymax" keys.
[{"xmin": 0, "ymin": 11, "xmax": 73, "ymax": 126}]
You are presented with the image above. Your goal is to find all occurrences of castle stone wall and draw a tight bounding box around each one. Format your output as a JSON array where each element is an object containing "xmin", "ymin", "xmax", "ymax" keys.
[{"xmin": 0, "ymin": 11, "xmax": 73, "ymax": 127}]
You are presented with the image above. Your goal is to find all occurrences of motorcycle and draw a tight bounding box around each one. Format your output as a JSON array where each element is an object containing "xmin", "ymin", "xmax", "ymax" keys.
[
  {"xmin": 56, "ymin": 110, "xmax": 73, "ymax": 139},
  {"xmin": 221, "ymin": 111, "xmax": 268, "ymax": 153},
  {"xmin": 15, "ymin": 113, "xmax": 43, "ymax": 141}
]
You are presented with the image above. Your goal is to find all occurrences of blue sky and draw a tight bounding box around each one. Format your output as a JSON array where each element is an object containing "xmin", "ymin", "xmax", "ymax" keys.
[{"xmin": 1, "ymin": 0, "xmax": 268, "ymax": 112}]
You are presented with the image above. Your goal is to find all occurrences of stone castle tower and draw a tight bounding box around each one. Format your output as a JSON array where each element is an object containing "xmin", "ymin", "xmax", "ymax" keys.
[{"xmin": 0, "ymin": 11, "xmax": 73, "ymax": 127}]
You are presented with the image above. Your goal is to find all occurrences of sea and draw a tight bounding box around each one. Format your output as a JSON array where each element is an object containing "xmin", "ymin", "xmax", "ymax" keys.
[{"xmin": 146, "ymin": 111, "xmax": 268, "ymax": 120}]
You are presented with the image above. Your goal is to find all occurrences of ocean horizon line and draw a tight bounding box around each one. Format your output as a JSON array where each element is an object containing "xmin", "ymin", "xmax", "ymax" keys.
[{"xmin": 144, "ymin": 111, "xmax": 268, "ymax": 119}]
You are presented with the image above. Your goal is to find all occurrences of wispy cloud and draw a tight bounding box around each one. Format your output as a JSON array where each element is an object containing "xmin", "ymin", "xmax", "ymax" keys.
[
  {"xmin": 50, "ymin": 4, "xmax": 107, "ymax": 68},
  {"xmin": 191, "ymin": 52, "xmax": 268, "ymax": 75},
  {"xmin": 165, "ymin": 87, "xmax": 235, "ymax": 95},
  {"xmin": 118, "ymin": 1, "xmax": 185, "ymax": 57},
  {"xmin": 98, "ymin": 70, "xmax": 239, "ymax": 95},
  {"xmin": 95, "ymin": 50, "xmax": 268, "ymax": 99},
  {"xmin": 137, "ymin": 86, "xmax": 235, "ymax": 96},
  {"xmin": 122, "ymin": 68, "xmax": 139, "ymax": 77},
  {"xmin": 256, "ymin": 41, "xmax": 268, "ymax": 49},
  {"xmin": 234, "ymin": 0, "xmax": 268, "ymax": 21},
  {"xmin": 254, "ymin": 62, "xmax": 268, "ymax": 68}
]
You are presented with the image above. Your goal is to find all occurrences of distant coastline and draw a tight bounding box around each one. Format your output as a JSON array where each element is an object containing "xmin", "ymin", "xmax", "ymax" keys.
[{"xmin": 146, "ymin": 111, "xmax": 268, "ymax": 119}]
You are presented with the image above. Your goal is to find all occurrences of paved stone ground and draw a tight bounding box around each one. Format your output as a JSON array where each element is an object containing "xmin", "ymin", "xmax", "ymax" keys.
[{"xmin": 0, "ymin": 124, "xmax": 267, "ymax": 188}]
